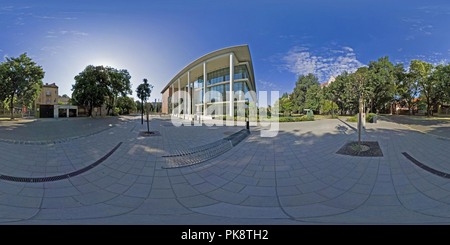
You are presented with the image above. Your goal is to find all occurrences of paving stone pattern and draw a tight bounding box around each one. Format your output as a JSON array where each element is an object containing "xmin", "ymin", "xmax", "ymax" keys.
[{"xmin": 0, "ymin": 115, "xmax": 449, "ymax": 224}]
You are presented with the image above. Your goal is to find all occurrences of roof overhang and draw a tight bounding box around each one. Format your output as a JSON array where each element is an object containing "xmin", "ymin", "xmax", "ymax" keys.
[{"xmin": 161, "ymin": 45, "xmax": 255, "ymax": 93}]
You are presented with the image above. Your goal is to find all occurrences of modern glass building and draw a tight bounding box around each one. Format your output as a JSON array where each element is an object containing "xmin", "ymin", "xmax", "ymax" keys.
[{"xmin": 161, "ymin": 45, "xmax": 256, "ymax": 119}]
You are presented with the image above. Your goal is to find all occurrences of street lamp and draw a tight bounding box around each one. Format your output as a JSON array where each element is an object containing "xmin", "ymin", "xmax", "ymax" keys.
[{"xmin": 245, "ymin": 98, "xmax": 249, "ymax": 131}]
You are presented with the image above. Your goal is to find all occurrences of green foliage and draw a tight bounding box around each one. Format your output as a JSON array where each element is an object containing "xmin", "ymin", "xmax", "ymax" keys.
[
  {"xmin": 136, "ymin": 78, "xmax": 153, "ymax": 132},
  {"xmin": 409, "ymin": 60, "xmax": 435, "ymax": 116},
  {"xmin": 105, "ymin": 68, "xmax": 132, "ymax": 115},
  {"xmin": 136, "ymin": 78, "xmax": 153, "ymax": 103},
  {"xmin": 274, "ymin": 93, "xmax": 294, "ymax": 116},
  {"xmin": 347, "ymin": 116, "xmax": 358, "ymax": 122},
  {"xmin": 366, "ymin": 56, "xmax": 396, "ymax": 113},
  {"xmin": 321, "ymin": 100, "xmax": 339, "ymax": 115},
  {"xmin": 0, "ymin": 53, "xmax": 45, "ymax": 119},
  {"xmin": 347, "ymin": 113, "xmax": 377, "ymax": 123},
  {"xmin": 278, "ymin": 115, "xmax": 314, "ymax": 122},
  {"xmin": 72, "ymin": 65, "xmax": 108, "ymax": 116},
  {"xmin": 366, "ymin": 113, "xmax": 377, "ymax": 123},
  {"xmin": 291, "ymin": 74, "xmax": 320, "ymax": 113},
  {"xmin": 116, "ymin": 96, "xmax": 136, "ymax": 115},
  {"xmin": 304, "ymin": 83, "xmax": 322, "ymax": 113},
  {"xmin": 72, "ymin": 65, "xmax": 131, "ymax": 117}
]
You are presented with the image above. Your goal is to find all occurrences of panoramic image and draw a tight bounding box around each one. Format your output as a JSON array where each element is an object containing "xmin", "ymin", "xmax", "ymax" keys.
[{"xmin": 1, "ymin": 0, "xmax": 450, "ymax": 230}]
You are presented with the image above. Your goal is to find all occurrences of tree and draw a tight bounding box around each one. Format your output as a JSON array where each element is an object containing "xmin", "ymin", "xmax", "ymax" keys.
[
  {"xmin": 105, "ymin": 68, "xmax": 132, "ymax": 116},
  {"xmin": 136, "ymin": 78, "xmax": 153, "ymax": 132},
  {"xmin": 431, "ymin": 64, "xmax": 450, "ymax": 112},
  {"xmin": 321, "ymin": 100, "xmax": 339, "ymax": 116},
  {"xmin": 291, "ymin": 74, "xmax": 320, "ymax": 113},
  {"xmin": 366, "ymin": 56, "xmax": 396, "ymax": 113},
  {"xmin": 274, "ymin": 93, "xmax": 293, "ymax": 117},
  {"xmin": 437, "ymin": 64, "xmax": 450, "ymax": 104},
  {"xmin": 353, "ymin": 67, "xmax": 369, "ymax": 145},
  {"xmin": 393, "ymin": 63, "xmax": 417, "ymax": 115},
  {"xmin": 116, "ymin": 96, "xmax": 136, "ymax": 115},
  {"xmin": 304, "ymin": 83, "xmax": 322, "ymax": 113},
  {"xmin": 72, "ymin": 65, "xmax": 109, "ymax": 117},
  {"xmin": 409, "ymin": 60, "xmax": 435, "ymax": 116},
  {"xmin": 325, "ymin": 72, "xmax": 358, "ymax": 115},
  {"xmin": 0, "ymin": 53, "xmax": 45, "ymax": 119}
]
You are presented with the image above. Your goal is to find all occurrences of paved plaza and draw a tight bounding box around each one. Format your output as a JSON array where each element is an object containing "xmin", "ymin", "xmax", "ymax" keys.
[{"xmin": 0, "ymin": 115, "xmax": 450, "ymax": 224}]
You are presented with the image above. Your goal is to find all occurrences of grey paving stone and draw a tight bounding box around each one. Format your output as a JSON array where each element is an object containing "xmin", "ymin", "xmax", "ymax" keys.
[
  {"xmin": 284, "ymin": 203, "xmax": 347, "ymax": 218},
  {"xmin": 20, "ymin": 187, "xmax": 44, "ymax": 197},
  {"xmin": 241, "ymin": 196, "xmax": 280, "ymax": 207},
  {"xmin": 193, "ymin": 182, "xmax": 218, "ymax": 193},
  {"xmin": 398, "ymin": 193, "xmax": 443, "ymax": 211},
  {"xmin": 206, "ymin": 188, "xmax": 248, "ymax": 204},
  {"xmin": 371, "ymin": 182, "xmax": 396, "ymax": 195},
  {"xmin": 365, "ymin": 195, "xmax": 401, "ymax": 206},
  {"xmin": 149, "ymin": 188, "xmax": 176, "ymax": 199},
  {"xmin": 192, "ymin": 202, "xmax": 288, "ymax": 219},
  {"xmin": 172, "ymin": 183, "xmax": 201, "ymax": 198},
  {"xmin": 105, "ymin": 183, "xmax": 130, "ymax": 194},
  {"xmin": 73, "ymin": 190, "xmax": 117, "ymax": 205},
  {"xmin": 394, "ymin": 184, "xmax": 418, "ymax": 195},
  {"xmin": 105, "ymin": 195, "xmax": 144, "ymax": 208},
  {"xmin": 62, "ymin": 203, "xmax": 131, "ymax": 219},
  {"xmin": 0, "ymin": 194, "xmax": 42, "ymax": 208},
  {"xmin": 234, "ymin": 175, "xmax": 258, "ymax": 186},
  {"xmin": 177, "ymin": 195, "xmax": 219, "ymax": 208},
  {"xmin": 316, "ymin": 186, "xmax": 346, "ymax": 199},
  {"xmin": 124, "ymin": 183, "xmax": 151, "ymax": 198},
  {"xmin": 296, "ymin": 180, "xmax": 328, "ymax": 193},
  {"xmin": 41, "ymin": 196, "xmax": 83, "ymax": 209},
  {"xmin": 45, "ymin": 186, "xmax": 81, "ymax": 198},
  {"xmin": 240, "ymin": 185, "xmax": 276, "ymax": 197},
  {"xmin": 0, "ymin": 205, "xmax": 37, "ymax": 219},
  {"xmin": 132, "ymin": 198, "xmax": 191, "ymax": 215},
  {"xmin": 279, "ymin": 192, "xmax": 327, "ymax": 207}
]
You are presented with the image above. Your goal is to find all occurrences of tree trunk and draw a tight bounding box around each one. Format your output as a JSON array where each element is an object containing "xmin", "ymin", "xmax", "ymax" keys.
[
  {"xmin": 141, "ymin": 99, "xmax": 144, "ymax": 125},
  {"xmin": 9, "ymin": 94, "xmax": 14, "ymax": 120},
  {"xmin": 146, "ymin": 110, "xmax": 150, "ymax": 133},
  {"xmin": 358, "ymin": 96, "xmax": 363, "ymax": 146}
]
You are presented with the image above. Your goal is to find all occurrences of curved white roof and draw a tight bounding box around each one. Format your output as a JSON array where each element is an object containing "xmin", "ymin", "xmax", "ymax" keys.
[{"xmin": 161, "ymin": 45, "xmax": 256, "ymax": 93}]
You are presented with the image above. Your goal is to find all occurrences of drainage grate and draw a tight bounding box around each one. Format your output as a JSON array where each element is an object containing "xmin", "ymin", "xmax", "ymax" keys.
[
  {"xmin": 0, "ymin": 142, "xmax": 122, "ymax": 183},
  {"xmin": 402, "ymin": 152, "xmax": 450, "ymax": 179},
  {"xmin": 162, "ymin": 129, "xmax": 250, "ymax": 169}
]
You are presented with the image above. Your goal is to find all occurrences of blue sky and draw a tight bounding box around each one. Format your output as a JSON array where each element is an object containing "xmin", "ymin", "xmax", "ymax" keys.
[{"xmin": 1, "ymin": 0, "xmax": 450, "ymax": 102}]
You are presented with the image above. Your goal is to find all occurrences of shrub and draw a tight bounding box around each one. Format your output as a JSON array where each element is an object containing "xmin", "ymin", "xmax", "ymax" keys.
[
  {"xmin": 347, "ymin": 116, "xmax": 358, "ymax": 122},
  {"xmin": 367, "ymin": 113, "xmax": 377, "ymax": 123},
  {"xmin": 347, "ymin": 113, "xmax": 377, "ymax": 123},
  {"xmin": 278, "ymin": 116, "xmax": 314, "ymax": 122}
]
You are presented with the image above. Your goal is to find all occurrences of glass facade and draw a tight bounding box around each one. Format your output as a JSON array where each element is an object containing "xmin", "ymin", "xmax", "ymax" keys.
[{"xmin": 204, "ymin": 65, "xmax": 249, "ymax": 86}]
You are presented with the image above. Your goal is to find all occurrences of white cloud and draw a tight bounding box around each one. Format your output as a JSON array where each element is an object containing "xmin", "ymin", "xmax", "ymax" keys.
[
  {"xmin": 280, "ymin": 46, "xmax": 364, "ymax": 82},
  {"xmin": 258, "ymin": 80, "xmax": 277, "ymax": 90},
  {"xmin": 59, "ymin": 30, "xmax": 88, "ymax": 36}
]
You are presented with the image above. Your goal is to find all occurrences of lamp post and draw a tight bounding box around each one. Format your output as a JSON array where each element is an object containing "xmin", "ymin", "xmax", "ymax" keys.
[{"xmin": 245, "ymin": 98, "xmax": 249, "ymax": 131}]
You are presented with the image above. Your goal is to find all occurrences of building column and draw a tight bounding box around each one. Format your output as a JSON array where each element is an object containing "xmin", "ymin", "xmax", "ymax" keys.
[
  {"xmin": 229, "ymin": 53, "xmax": 234, "ymax": 117},
  {"xmin": 187, "ymin": 71, "xmax": 191, "ymax": 116},
  {"xmin": 171, "ymin": 84, "xmax": 174, "ymax": 115},
  {"xmin": 203, "ymin": 62, "xmax": 207, "ymax": 117},
  {"xmin": 177, "ymin": 78, "xmax": 181, "ymax": 117}
]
